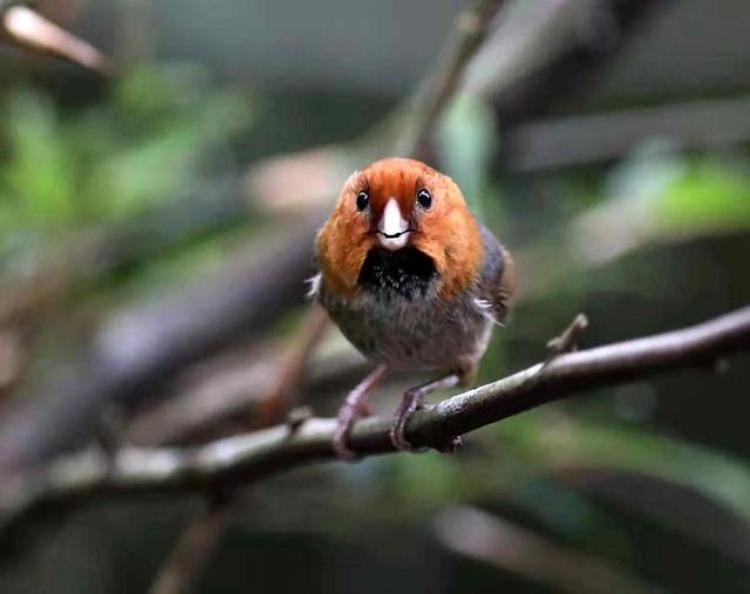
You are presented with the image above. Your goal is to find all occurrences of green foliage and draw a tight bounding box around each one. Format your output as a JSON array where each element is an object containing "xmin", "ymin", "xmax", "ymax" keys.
[
  {"xmin": 436, "ymin": 93, "xmax": 498, "ymax": 220},
  {"xmin": 0, "ymin": 64, "xmax": 253, "ymax": 260},
  {"xmin": 569, "ymin": 145, "xmax": 750, "ymax": 269},
  {"xmin": 3, "ymin": 92, "xmax": 78, "ymax": 228},
  {"xmin": 655, "ymin": 159, "xmax": 750, "ymax": 235}
]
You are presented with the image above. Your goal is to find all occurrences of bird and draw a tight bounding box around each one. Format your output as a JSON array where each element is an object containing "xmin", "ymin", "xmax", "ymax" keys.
[{"xmin": 311, "ymin": 157, "xmax": 513, "ymax": 458}]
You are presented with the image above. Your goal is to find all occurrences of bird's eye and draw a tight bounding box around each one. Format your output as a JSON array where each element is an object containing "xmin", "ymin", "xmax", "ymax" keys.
[
  {"xmin": 416, "ymin": 188, "xmax": 432, "ymax": 209},
  {"xmin": 356, "ymin": 191, "xmax": 369, "ymax": 211}
]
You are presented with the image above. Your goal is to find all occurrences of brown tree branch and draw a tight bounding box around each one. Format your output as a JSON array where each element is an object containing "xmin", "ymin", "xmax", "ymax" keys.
[
  {"xmin": 1, "ymin": 4, "xmax": 110, "ymax": 73},
  {"xmin": 1, "ymin": 305, "xmax": 749, "ymax": 543},
  {"xmin": 249, "ymin": 304, "xmax": 331, "ymax": 427}
]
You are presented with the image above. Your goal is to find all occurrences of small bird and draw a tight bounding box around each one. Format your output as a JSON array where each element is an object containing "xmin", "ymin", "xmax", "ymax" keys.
[{"xmin": 312, "ymin": 157, "xmax": 513, "ymax": 458}]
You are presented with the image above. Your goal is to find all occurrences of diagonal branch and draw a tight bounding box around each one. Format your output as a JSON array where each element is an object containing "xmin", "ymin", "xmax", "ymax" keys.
[
  {"xmin": 400, "ymin": 0, "xmax": 507, "ymax": 157},
  {"xmin": 2, "ymin": 305, "xmax": 749, "ymax": 542},
  {"xmin": 1, "ymin": 4, "xmax": 110, "ymax": 73}
]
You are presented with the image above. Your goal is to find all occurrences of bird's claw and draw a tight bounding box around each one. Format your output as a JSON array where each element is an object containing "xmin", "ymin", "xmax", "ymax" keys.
[
  {"xmin": 390, "ymin": 415, "xmax": 462, "ymax": 454},
  {"xmin": 332, "ymin": 422, "xmax": 359, "ymax": 461},
  {"xmin": 331, "ymin": 365, "xmax": 388, "ymax": 460},
  {"xmin": 389, "ymin": 396, "xmax": 429, "ymax": 453},
  {"xmin": 389, "ymin": 419, "xmax": 414, "ymax": 451},
  {"xmin": 331, "ymin": 396, "xmax": 370, "ymax": 461},
  {"xmin": 332, "ymin": 437, "xmax": 359, "ymax": 461}
]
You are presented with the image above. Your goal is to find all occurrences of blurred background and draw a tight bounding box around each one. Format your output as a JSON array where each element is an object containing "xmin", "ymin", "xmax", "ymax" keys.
[{"xmin": 0, "ymin": 0, "xmax": 749, "ymax": 592}]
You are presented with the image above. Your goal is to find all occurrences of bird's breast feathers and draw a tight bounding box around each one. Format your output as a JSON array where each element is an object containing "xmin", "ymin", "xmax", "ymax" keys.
[{"xmin": 314, "ymin": 230, "xmax": 509, "ymax": 370}]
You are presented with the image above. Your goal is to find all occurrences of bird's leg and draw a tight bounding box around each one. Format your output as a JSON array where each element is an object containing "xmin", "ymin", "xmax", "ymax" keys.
[
  {"xmin": 333, "ymin": 365, "xmax": 388, "ymax": 460},
  {"xmin": 390, "ymin": 373, "xmax": 461, "ymax": 452}
]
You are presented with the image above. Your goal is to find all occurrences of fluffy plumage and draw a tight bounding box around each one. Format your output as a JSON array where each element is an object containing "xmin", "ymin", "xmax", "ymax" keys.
[{"xmin": 314, "ymin": 157, "xmax": 513, "ymax": 456}]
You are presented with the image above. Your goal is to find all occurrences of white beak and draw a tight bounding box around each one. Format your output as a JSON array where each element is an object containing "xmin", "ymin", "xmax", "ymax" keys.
[{"xmin": 377, "ymin": 198, "xmax": 410, "ymax": 250}]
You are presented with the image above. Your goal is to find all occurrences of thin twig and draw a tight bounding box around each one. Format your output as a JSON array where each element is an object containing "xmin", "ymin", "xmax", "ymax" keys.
[
  {"xmin": 546, "ymin": 313, "xmax": 589, "ymax": 361},
  {"xmin": 148, "ymin": 500, "xmax": 229, "ymax": 594},
  {"xmin": 2, "ymin": 306, "xmax": 749, "ymax": 542},
  {"xmin": 251, "ymin": 304, "xmax": 330, "ymax": 426}
]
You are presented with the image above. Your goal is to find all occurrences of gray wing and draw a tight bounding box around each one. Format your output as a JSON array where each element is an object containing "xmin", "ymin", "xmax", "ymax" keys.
[{"xmin": 476, "ymin": 224, "xmax": 514, "ymax": 324}]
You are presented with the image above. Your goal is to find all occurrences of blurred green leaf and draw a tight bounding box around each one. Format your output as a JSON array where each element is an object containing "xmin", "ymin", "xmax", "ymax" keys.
[
  {"xmin": 0, "ymin": 64, "xmax": 254, "ymax": 266},
  {"xmin": 436, "ymin": 93, "xmax": 497, "ymax": 218},
  {"xmin": 572, "ymin": 147, "xmax": 750, "ymax": 265},
  {"xmin": 2, "ymin": 92, "xmax": 78, "ymax": 227},
  {"xmin": 655, "ymin": 160, "xmax": 750, "ymax": 235}
]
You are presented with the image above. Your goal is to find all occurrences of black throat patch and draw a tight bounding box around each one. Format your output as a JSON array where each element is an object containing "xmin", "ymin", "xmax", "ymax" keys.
[{"xmin": 357, "ymin": 247, "xmax": 436, "ymax": 300}]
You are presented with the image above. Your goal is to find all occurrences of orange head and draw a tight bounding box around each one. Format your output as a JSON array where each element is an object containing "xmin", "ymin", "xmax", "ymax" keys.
[{"xmin": 316, "ymin": 157, "xmax": 483, "ymax": 299}]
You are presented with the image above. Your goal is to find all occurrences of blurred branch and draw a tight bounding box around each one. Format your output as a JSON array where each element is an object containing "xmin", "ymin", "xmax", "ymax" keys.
[
  {"xmin": 400, "ymin": 0, "xmax": 507, "ymax": 157},
  {"xmin": 508, "ymin": 95, "xmax": 750, "ymax": 171},
  {"xmin": 248, "ymin": 304, "xmax": 330, "ymax": 427},
  {"xmin": 435, "ymin": 506, "xmax": 663, "ymax": 594},
  {"xmin": 124, "ymin": 341, "xmax": 365, "ymax": 447},
  {"xmin": 148, "ymin": 500, "xmax": 228, "ymax": 594},
  {"xmin": 0, "ymin": 332, "xmax": 22, "ymax": 402},
  {"xmin": 2, "ymin": 306, "xmax": 749, "ymax": 541},
  {"xmin": 0, "ymin": 220, "xmax": 319, "ymax": 473},
  {"xmin": 0, "ymin": 4, "xmax": 110, "ymax": 73},
  {"xmin": 483, "ymin": 0, "xmax": 672, "ymax": 125}
]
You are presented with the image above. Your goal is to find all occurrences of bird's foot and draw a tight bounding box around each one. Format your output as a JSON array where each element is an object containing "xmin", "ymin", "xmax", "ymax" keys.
[
  {"xmin": 332, "ymin": 365, "xmax": 387, "ymax": 461},
  {"xmin": 333, "ymin": 399, "xmax": 373, "ymax": 460},
  {"xmin": 390, "ymin": 373, "xmax": 464, "ymax": 453},
  {"xmin": 389, "ymin": 401, "xmax": 461, "ymax": 453},
  {"xmin": 332, "ymin": 418, "xmax": 359, "ymax": 461},
  {"xmin": 389, "ymin": 388, "xmax": 428, "ymax": 452}
]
